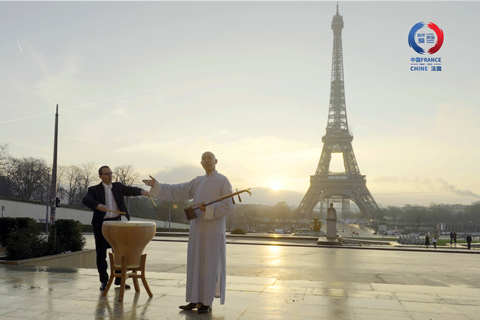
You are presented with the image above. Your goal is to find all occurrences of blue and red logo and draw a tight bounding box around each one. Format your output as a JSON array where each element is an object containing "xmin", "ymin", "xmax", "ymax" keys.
[{"xmin": 408, "ymin": 22, "xmax": 444, "ymax": 55}]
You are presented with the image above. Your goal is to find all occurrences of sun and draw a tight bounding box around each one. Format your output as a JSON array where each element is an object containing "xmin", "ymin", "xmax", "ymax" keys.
[{"xmin": 270, "ymin": 182, "xmax": 281, "ymax": 191}]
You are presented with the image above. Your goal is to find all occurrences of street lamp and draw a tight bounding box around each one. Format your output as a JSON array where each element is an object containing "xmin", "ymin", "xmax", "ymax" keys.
[
  {"xmin": 394, "ymin": 211, "xmax": 396, "ymax": 231},
  {"xmin": 168, "ymin": 203, "xmax": 177, "ymax": 232}
]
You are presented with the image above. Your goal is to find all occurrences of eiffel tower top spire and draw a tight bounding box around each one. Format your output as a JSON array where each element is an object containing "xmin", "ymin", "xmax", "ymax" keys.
[
  {"xmin": 317, "ymin": 4, "xmax": 360, "ymax": 176},
  {"xmin": 325, "ymin": 3, "xmax": 349, "ymax": 138}
]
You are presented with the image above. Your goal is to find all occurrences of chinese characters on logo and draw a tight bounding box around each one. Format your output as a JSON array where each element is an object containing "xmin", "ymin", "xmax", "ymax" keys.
[
  {"xmin": 408, "ymin": 22, "xmax": 444, "ymax": 72},
  {"xmin": 410, "ymin": 57, "xmax": 442, "ymax": 72}
]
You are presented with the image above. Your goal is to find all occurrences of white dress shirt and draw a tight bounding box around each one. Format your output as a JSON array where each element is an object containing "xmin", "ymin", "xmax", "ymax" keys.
[{"xmin": 103, "ymin": 183, "xmax": 120, "ymax": 219}]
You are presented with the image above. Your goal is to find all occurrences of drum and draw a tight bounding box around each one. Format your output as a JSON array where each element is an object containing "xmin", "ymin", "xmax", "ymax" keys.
[{"xmin": 102, "ymin": 221, "xmax": 156, "ymax": 268}]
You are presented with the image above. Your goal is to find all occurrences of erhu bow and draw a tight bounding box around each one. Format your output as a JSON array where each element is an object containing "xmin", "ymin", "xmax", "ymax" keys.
[{"xmin": 184, "ymin": 188, "xmax": 252, "ymax": 220}]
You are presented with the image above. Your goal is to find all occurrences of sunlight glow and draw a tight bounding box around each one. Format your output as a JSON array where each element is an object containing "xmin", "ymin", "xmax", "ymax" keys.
[
  {"xmin": 266, "ymin": 245, "xmax": 282, "ymax": 266},
  {"xmin": 270, "ymin": 182, "xmax": 281, "ymax": 191}
]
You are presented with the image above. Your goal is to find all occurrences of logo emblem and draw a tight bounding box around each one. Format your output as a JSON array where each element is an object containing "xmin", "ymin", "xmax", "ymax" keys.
[{"xmin": 408, "ymin": 22, "xmax": 444, "ymax": 55}]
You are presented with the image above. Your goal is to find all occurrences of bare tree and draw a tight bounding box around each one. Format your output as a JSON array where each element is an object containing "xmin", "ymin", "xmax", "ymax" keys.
[
  {"xmin": 113, "ymin": 164, "xmax": 139, "ymax": 186},
  {"xmin": 273, "ymin": 201, "xmax": 292, "ymax": 221},
  {"xmin": 0, "ymin": 143, "xmax": 13, "ymax": 197},
  {"xmin": 55, "ymin": 162, "xmax": 97, "ymax": 207},
  {"xmin": 56, "ymin": 165, "xmax": 67, "ymax": 205},
  {"xmin": 63, "ymin": 165, "xmax": 83, "ymax": 206},
  {"xmin": 80, "ymin": 162, "xmax": 97, "ymax": 190},
  {"xmin": 403, "ymin": 205, "xmax": 428, "ymax": 232},
  {"xmin": 0, "ymin": 143, "xmax": 8, "ymax": 173},
  {"xmin": 72, "ymin": 162, "xmax": 98, "ymax": 206},
  {"xmin": 7, "ymin": 157, "xmax": 50, "ymax": 201}
]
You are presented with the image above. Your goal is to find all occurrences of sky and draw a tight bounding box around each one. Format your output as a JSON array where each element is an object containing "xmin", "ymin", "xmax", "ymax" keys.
[{"xmin": 1, "ymin": 1, "xmax": 480, "ymax": 208}]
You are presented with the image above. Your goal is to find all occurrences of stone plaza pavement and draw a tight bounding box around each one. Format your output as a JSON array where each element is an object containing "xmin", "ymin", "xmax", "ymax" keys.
[{"xmin": 1, "ymin": 234, "xmax": 480, "ymax": 320}]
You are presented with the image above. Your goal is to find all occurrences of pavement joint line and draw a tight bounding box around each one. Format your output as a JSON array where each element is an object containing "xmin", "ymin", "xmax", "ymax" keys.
[{"xmin": 151, "ymin": 238, "xmax": 480, "ymax": 254}]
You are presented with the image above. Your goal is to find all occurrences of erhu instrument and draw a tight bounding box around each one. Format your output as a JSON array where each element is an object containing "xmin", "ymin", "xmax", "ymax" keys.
[{"xmin": 184, "ymin": 188, "xmax": 252, "ymax": 220}]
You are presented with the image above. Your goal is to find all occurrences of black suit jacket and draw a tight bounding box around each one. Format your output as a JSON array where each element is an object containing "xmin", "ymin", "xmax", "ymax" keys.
[{"xmin": 82, "ymin": 182, "xmax": 144, "ymax": 228}]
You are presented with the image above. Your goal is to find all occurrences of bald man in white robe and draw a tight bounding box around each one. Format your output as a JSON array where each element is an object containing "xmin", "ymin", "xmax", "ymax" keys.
[{"xmin": 143, "ymin": 151, "xmax": 234, "ymax": 314}]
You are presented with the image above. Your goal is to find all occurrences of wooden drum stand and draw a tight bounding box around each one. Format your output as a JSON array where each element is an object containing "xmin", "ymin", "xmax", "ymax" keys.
[
  {"xmin": 102, "ymin": 252, "xmax": 152, "ymax": 302},
  {"xmin": 101, "ymin": 221, "xmax": 156, "ymax": 302}
]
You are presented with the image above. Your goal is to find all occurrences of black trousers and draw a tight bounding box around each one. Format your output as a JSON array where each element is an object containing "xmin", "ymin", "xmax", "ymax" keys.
[{"xmin": 94, "ymin": 217, "xmax": 121, "ymax": 284}]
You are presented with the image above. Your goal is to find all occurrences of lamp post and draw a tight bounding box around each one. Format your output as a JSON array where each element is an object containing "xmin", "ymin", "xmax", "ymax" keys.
[
  {"xmin": 45, "ymin": 173, "xmax": 50, "ymax": 233},
  {"xmin": 49, "ymin": 105, "xmax": 59, "ymax": 226},
  {"xmin": 1, "ymin": 205, "xmax": 4, "ymax": 217},
  {"xmin": 169, "ymin": 203, "xmax": 177, "ymax": 232},
  {"xmin": 394, "ymin": 211, "xmax": 396, "ymax": 231},
  {"xmin": 168, "ymin": 203, "xmax": 171, "ymax": 232},
  {"xmin": 469, "ymin": 220, "xmax": 472, "ymax": 240}
]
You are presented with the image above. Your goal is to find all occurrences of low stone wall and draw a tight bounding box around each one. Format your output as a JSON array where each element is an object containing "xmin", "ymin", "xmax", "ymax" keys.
[
  {"xmin": 0, "ymin": 249, "xmax": 96, "ymax": 268},
  {"xmin": 0, "ymin": 198, "xmax": 189, "ymax": 229}
]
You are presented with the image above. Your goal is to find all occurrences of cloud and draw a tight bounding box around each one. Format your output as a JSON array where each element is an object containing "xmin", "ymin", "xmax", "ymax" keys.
[
  {"xmin": 431, "ymin": 178, "xmax": 480, "ymax": 199},
  {"xmin": 373, "ymin": 175, "xmax": 480, "ymax": 199},
  {"xmin": 233, "ymin": 187, "xmax": 304, "ymax": 206},
  {"xmin": 151, "ymin": 164, "xmax": 204, "ymax": 184},
  {"xmin": 15, "ymin": 35, "xmax": 22, "ymax": 52}
]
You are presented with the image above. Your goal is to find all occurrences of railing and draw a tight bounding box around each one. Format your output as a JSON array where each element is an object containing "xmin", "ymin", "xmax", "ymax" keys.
[{"xmin": 310, "ymin": 174, "xmax": 366, "ymax": 181}]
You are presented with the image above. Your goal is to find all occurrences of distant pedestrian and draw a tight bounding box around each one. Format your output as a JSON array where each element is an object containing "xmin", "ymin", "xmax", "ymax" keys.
[
  {"xmin": 432, "ymin": 235, "xmax": 437, "ymax": 249},
  {"xmin": 425, "ymin": 235, "xmax": 430, "ymax": 249},
  {"xmin": 453, "ymin": 232, "xmax": 457, "ymax": 246},
  {"xmin": 466, "ymin": 234, "xmax": 472, "ymax": 250},
  {"xmin": 450, "ymin": 231, "xmax": 454, "ymax": 245}
]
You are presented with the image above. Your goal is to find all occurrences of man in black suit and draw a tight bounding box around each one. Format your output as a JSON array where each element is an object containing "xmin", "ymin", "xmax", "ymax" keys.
[{"xmin": 83, "ymin": 165, "xmax": 149, "ymax": 290}]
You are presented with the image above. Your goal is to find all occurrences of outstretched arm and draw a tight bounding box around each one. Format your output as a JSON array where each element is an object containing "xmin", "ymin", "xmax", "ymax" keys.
[
  {"xmin": 142, "ymin": 175, "xmax": 157, "ymax": 187},
  {"xmin": 121, "ymin": 184, "xmax": 150, "ymax": 197},
  {"xmin": 142, "ymin": 175, "xmax": 195, "ymax": 202}
]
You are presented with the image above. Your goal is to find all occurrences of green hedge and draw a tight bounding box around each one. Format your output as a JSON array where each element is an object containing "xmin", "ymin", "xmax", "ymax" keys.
[
  {"xmin": 3, "ymin": 217, "xmax": 44, "ymax": 260},
  {"xmin": 230, "ymin": 228, "xmax": 246, "ymax": 235},
  {"xmin": 0, "ymin": 217, "xmax": 16, "ymax": 246},
  {"xmin": 45, "ymin": 220, "xmax": 86, "ymax": 255},
  {"xmin": 0, "ymin": 217, "xmax": 41, "ymax": 247},
  {"xmin": 1, "ymin": 218, "xmax": 85, "ymax": 260},
  {"xmin": 6, "ymin": 229, "xmax": 46, "ymax": 260}
]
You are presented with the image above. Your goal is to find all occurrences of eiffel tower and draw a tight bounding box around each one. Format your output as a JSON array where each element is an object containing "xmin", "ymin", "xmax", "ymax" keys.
[{"xmin": 296, "ymin": 5, "xmax": 380, "ymax": 219}]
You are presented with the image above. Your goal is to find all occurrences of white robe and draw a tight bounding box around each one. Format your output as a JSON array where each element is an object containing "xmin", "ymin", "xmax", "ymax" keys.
[{"xmin": 149, "ymin": 170, "xmax": 234, "ymax": 305}]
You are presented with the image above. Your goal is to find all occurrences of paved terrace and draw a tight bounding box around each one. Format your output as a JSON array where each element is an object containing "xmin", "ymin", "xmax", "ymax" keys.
[{"xmin": 0, "ymin": 234, "xmax": 480, "ymax": 320}]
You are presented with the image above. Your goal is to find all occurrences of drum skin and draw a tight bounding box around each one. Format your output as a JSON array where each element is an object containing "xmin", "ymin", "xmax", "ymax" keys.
[{"xmin": 102, "ymin": 221, "xmax": 156, "ymax": 268}]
